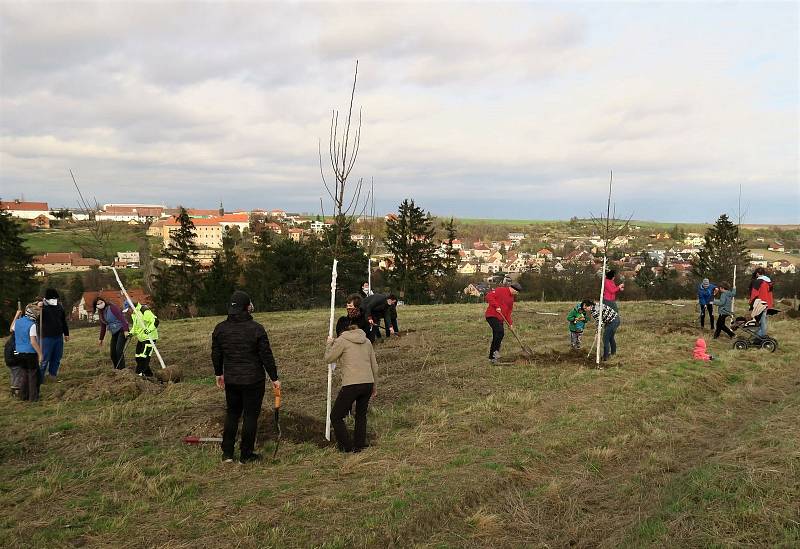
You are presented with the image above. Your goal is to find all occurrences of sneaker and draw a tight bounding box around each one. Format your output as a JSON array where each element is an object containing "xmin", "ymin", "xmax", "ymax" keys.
[
  {"xmin": 239, "ymin": 453, "xmax": 262, "ymax": 464},
  {"xmin": 490, "ymin": 358, "xmax": 497, "ymax": 365},
  {"xmin": 492, "ymin": 350, "xmax": 501, "ymax": 361},
  {"xmin": 222, "ymin": 455, "xmax": 234, "ymax": 464}
]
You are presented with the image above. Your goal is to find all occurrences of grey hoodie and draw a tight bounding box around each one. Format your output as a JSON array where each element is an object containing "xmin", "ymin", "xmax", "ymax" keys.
[
  {"xmin": 323, "ymin": 329, "xmax": 378, "ymax": 387},
  {"xmin": 714, "ymin": 288, "xmax": 737, "ymax": 316}
]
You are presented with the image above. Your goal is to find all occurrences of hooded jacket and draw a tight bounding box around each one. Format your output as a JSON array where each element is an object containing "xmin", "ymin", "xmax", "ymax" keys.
[
  {"xmin": 603, "ymin": 278, "xmax": 622, "ymax": 302},
  {"xmin": 485, "ymin": 286, "xmax": 515, "ymax": 325},
  {"xmin": 693, "ymin": 338, "xmax": 712, "ymax": 361},
  {"xmin": 713, "ymin": 288, "xmax": 737, "ymax": 316},
  {"xmin": 211, "ymin": 310, "xmax": 278, "ymax": 385},
  {"xmin": 323, "ymin": 329, "xmax": 378, "ymax": 387},
  {"xmin": 41, "ymin": 301, "xmax": 69, "ymax": 338},
  {"xmin": 567, "ymin": 303, "xmax": 588, "ymax": 332},
  {"xmin": 749, "ymin": 276, "xmax": 774, "ymax": 308},
  {"xmin": 697, "ymin": 282, "xmax": 716, "ymax": 305}
]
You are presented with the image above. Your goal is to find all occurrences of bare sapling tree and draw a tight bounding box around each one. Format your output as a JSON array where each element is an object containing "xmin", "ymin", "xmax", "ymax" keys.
[
  {"xmin": 319, "ymin": 59, "xmax": 373, "ymax": 258},
  {"xmin": 318, "ymin": 59, "xmax": 374, "ymax": 440},
  {"xmin": 70, "ymin": 169, "xmax": 113, "ymax": 263},
  {"xmin": 588, "ymin": 171, "xmax": 632, "ymax": 366}
]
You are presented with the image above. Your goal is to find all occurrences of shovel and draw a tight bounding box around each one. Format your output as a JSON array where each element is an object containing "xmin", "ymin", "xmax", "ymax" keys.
[
  {"xmin": 499, "ymin": 311, "xmax": 534, "ymax": 358},
  {"xmin": 272, "ymin": 384, "xmax": 282, "ymax": 460},
  {"xmin": 183, "ymin": 436, "xmax": 223, "ymax": 445}
]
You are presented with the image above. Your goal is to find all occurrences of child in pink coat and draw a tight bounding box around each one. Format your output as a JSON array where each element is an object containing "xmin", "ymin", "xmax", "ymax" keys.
[{"xmin": 693, "ymin": 338, "xmax": 714, "ymax": 361}]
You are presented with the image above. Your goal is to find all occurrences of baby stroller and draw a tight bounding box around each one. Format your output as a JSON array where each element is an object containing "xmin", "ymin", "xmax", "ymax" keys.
[{"xmin": 731, "ymin": 304, "xmax": 779, "ymax": 353}]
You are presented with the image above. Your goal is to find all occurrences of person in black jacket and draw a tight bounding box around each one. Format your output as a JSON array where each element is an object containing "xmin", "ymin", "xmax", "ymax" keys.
[
  {"xmin": 361, "ymin": 293, "xmax": 398, "ymax": 342},
  {"xmin": 40, "ymin": 288, "xmax": 70, "ymax": 381},
  {"xmin": 335, "ymin": 294, "xmax": 370, "ymax": 337},
  {"xmin": 212, "ymin": 290, "xmax": 280, "ymax": 464}
]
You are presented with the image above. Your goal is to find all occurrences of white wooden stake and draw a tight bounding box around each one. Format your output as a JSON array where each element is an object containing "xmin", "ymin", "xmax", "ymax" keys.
[
  {"xmin": 731, "ymin": 265, "xmax": 737, "ymax": 314},
  {"xmin": 367, "ymin": 256, "xmax": 371, "ymax": 294},
  {"xmin": 325, "ymin": 259, "xmax": 339, "ymax": 441},
  {"xmin": 595, "ymin": 255, "xmax": 607, "ymax": 365},
  {"xmin": 111, "ymin": 267, "xmax": 166, "ymax": 369}
]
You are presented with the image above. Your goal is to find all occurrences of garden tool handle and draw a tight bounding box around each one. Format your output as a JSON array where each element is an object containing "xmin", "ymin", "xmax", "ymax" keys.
[{"xmin": 273, "ymin": 385, "xmax": 281, "ymax": 409}]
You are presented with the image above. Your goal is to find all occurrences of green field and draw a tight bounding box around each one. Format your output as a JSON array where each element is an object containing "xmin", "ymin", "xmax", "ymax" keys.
[
  {"xmin": 1, "ymin": 302, "xmax": 798, "ymax": 547},
  {"xmin": 22, "ymin": 226, "xmax": 152, "ymax": 256}
]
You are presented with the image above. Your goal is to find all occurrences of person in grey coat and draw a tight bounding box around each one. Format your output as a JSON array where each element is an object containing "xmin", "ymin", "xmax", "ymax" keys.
[{"xmin": 713, "ymin": 282, "xmax": 736, "ymax": 339}]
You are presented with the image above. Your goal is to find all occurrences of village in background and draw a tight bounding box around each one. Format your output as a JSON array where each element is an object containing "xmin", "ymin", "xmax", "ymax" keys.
[{"xmin": 2, "ymin": 197, "xmax": 799, "ymax": 324}]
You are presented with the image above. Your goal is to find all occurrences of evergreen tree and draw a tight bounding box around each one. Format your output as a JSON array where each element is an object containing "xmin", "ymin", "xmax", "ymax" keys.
[
  {"xmin": 691, "ymin": 214, "xmax": 748, "ymax": 284},
  {"xmin": 440, "ymin": 217, "xmax": 461, "ymax": 276},
  {"xmin": 67, "ymin": 274, "xmax": 85, "ymax": 314},
  {"xmin": 153, "ymin": 207, "xmax": 201, "ymax": 317},
  {"xmin": 0, "ymin": 211, "xmax": 38, "ymax": 334},
  {"xmin": 634, "ymin": 253, "xmax": 657, "ymax": 297},
  {"xmin": 384, "ymin": 199, "xmax": 438, "ymax": 301},
  {"xmin": 668, "ymin": 224, "xmax": 686, "ymax": 241},
  {"xmin": 198, "ymin": 230, "xmax": 242, "ymax": 315}
]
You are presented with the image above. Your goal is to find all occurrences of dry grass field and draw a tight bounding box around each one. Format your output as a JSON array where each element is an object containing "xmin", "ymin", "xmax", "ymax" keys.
[{"xmin": 1, "ymin": 301, "xmax": 798, "ymax": 548}]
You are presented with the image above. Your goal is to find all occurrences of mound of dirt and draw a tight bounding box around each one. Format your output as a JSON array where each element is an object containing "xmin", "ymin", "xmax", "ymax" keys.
[
  {"xmin": 47, "ymin": 369, "xmax": 165, "ymax": 402},
  {"xmin": 154, "ymin": 365, "xmax": 184, "ymax": 382}
]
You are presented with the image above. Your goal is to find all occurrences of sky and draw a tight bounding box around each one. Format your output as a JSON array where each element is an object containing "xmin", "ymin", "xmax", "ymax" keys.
[{"xmin": 1, "ymin": 1, "xmax": 798, "ymax": 224}]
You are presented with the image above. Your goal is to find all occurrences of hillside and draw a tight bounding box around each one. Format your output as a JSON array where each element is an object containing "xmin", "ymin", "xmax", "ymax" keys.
[{"xmin": 1, "ymin": 302, "xmax": 798, "ymax": 547}]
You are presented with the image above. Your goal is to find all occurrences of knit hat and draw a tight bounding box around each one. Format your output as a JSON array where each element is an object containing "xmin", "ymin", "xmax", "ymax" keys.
[
  {"xmin": 228, "ymin": 290, "xmax": 251, "ymax": 314},
  {"xmin": 695, "ymin": 338, "xmax": 706, "ymax": 350},
  {"xmin": 510, "ymin": 282, "xmax": 523, "ymax": 292},
  {"xmin": 24, "ymin": 302, "xmax": 40, "ymax": 321},
  {"xmin": 701, "ymin": 278, "xmax": 710, "ymax": 288},
  {"xmin": 45, "ymin": 288, "xmax": 59, "ymax": 300}
]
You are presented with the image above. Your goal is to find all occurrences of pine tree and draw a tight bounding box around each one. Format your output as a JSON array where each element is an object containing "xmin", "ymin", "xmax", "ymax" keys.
[
  {"xmin": 384, "ymin": 199, "xmax": 438, "ymax": 301},
  {"xmin": 634, "ymin": 253, "xmax": 657, "ymax": 297},
  {"xmin": 198, "ymin": 230, "xmax": 242, "ymax": 315},
  {"xmin": 0, "ymin": 211, "xmax": 38, "ymax": 334},
  {"xmin": 440, "ymin": 217, "xmax": 460, "ymax": 276},
  {"xmin": 691, "ymin": 214, "xmax": 748, "ymax": 284},
  {"xmin": 153, "ymin": 207, "xmax": 201, "ymax": 317},
  {"xmin": 67, "ymin": 274, "xmax": 85, "ymax": 314}
]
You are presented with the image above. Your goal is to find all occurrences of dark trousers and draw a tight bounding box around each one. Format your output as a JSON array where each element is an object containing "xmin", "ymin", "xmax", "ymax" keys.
[
  {"xmin": 699, "ymin": 303, "xmax": 714, "ymax": 329},
  {"xmin": 714, "ymin": 314, "xmax": 735, "ymax": 338},
  {"xmin": 134, "ymin": 341, "xmax": 154, "ymax": 377},
  {"xmin": 110, "ymin": 331, "xmax": 127, "ymax": 369},
  {"xmin": 603, "ymin": 318, "xmax": 620, "ymax": 360},
  {"xmin": 17, "ymin": 354, "xmax": 40, "ymax": 401},
  {"xmin": 486, "ymin": 317, "xmax": 504, "ymax": 359},
  {"xmin": 222, "ymin": 381, "xmax": 266, "ymax": 459},
  {"xmin": 330, "ymin": 383, "xmax": 373, "ymax": 452}
]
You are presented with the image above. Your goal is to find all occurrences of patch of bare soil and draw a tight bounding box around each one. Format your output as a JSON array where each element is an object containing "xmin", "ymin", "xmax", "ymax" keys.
[
  {"xmin": 511, "ymin": 349, "xmax": 594, "ymax": 367},
  {"xmin": 257, "ymin": 410, "xmax": 330, "ymax": 447},
  {"xmin": 47, "ymin": 369, "xmax": 165, "ymax": 402},
  {"xmin": 655, "ymin": 320, "xmax": 701, "ymax": 335}
]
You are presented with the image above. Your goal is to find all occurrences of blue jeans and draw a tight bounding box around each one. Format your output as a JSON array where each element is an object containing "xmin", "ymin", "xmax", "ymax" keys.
[
  {"xmin": 40, "ymin": 336, "xmax": 65, "ymax": 377},
  {"xmin": 758, "ymin": 312, "xmax": 768, "ymax": 338},
  {"xmin": 603, "ymin": 318, "xmax": 620, "ymax": 359}
]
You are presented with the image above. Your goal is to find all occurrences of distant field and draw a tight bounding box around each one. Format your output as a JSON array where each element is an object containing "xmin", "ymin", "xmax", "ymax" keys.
[
  {"xmin": 2, "ymin": 302, "xmax": 797, "ymax": 547},
  {"xmin": 755, "ymin": 249, "xmax": 800, "ymax": 265},
  {"xmin": 22, "ymin": 226, "xmax": 152, "ymax": 255}
]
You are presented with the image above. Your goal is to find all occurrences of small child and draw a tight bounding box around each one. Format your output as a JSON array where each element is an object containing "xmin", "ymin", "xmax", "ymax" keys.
[
  {"xmin": 567, "ymin": 300, "xmax": 594, "ymax": 350},
  {"xmin": 693, "ymin": 338, "xmax": 714, "ymax": 361}
]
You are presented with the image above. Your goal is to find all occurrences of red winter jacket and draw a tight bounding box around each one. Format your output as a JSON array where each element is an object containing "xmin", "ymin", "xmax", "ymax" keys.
[
  {"xmin": 749, "ymin": 277, "xmax": 774, "ymax": 308},
  {"xmin": 485, "ymin": 287, "xmax": 515, "ymax": 326}
]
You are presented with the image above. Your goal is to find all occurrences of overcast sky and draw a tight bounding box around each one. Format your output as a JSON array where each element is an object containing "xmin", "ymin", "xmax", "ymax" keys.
[{"xmin": 1, "ymin": 2, "xmax": 798, "ymax": 223}]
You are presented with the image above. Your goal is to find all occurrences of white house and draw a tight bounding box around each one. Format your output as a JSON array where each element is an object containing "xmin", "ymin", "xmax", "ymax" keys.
[{"xmin": 0, "ymin": 200, "xmax": 51, "ymax": 220}]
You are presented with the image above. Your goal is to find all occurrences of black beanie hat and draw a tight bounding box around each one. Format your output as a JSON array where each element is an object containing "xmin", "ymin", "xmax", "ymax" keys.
[
  {"xmin": 228, "ymin": 290, "xmax": 251, "ymax": 314},
  {"xmin": 45, "ymin": 288, "xmax": 59, "ymax": 300}
]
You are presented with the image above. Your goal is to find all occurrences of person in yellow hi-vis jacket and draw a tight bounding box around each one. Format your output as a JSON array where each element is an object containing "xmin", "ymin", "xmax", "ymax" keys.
[{"xmin": 130, "ymin": 302, "xmax": 159, "ymax": 377}]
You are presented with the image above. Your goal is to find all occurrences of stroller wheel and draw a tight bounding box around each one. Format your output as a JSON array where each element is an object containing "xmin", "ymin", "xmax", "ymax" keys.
[
  {"xmin": 760, "ymin": 338, "xmax": 777, "ymax": 353},
  {"xmin": 733, "ymin": 339, "xmax": 749, "ymax": 351}
]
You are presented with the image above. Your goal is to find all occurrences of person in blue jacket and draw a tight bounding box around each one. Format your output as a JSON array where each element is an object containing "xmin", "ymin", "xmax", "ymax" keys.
[{"xmin": 697, "ymin": 278, "xmax": 716, "ymax": 330}]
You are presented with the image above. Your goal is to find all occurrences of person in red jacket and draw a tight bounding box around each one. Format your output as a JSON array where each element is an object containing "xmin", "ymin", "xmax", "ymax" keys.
[
  {"xmin": 484, "ymin": 282, "xmax": 522, "ymax": 363},
  {"xmin": 748, "ymin": 267, "xmax": 774, "ymax": 338}
]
